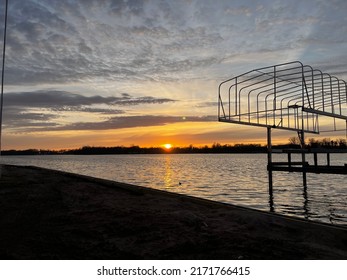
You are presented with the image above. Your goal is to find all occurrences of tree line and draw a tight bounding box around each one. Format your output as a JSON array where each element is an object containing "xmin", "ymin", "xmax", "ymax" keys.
[
  {"xmin": 1, "ymin": 143, "xmax": 266, "ymax": 155},
  {"xmin": 288, "ymin": 137, "xmax": 347, "ymax": 148},
  {"xmin": 2, "ymin": 138, "xmax": 346, "ymax": 155}
]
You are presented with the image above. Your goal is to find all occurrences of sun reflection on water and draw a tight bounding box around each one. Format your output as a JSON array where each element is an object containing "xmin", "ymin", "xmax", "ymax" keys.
[{"xmin": 164, "ymin": 155, "xmax": 173, "ymax": 189}]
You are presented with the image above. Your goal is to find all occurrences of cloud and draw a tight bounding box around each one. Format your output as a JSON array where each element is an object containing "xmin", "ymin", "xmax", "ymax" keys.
[
  {"xmin": 17, "ymin": 115, "xmax": 216, "ymax": 132},
  {"xmin": 4, "ymin": 90, "xmax": 176, "ymax": 108},
  {"xmin": 50, "ymin": 107, "xmax": 124, "ymax": 115},
  {"xmin": 3, "ymin": 90, "xmax": 177, "ymax": 132},
  {"xmin": 2, "ymin": 107, "xmax": 59, "ymax": 131},
  {"xmin": 196, "ymin": 102, "xmax": 218, "ymax": 108},
  {"xmin": 3, "ymin": 0, "xmax": 347, "ymax": 87},
  {"xmin": 2, "ymin": 0, "xmax": 224, "ymax": 85},
  {"xmin": 108, "ymin": 0, "xmax": 145, "ymax": 16},
  {"xmin": 2, "ymin": 0, "xmax": 347, "ymax": 148}
]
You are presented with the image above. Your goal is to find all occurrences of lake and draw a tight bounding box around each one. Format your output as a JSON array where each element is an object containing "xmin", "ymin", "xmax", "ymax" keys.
[{"xmin": 1, "ymin": 153, "xmax": 346, "ymax": 226}]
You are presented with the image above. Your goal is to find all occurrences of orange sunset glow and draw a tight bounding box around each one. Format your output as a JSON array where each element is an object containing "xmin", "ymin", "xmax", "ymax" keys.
[
  {"xmin": 0, "ymin": 0, "xmax": 346, "ymax": 151},
  {"xmin": 163, "ymin": 143, "xmax": 173, "ymax": 150}
]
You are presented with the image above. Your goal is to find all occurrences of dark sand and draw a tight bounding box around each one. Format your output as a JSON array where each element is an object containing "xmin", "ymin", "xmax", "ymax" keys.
[{"xmin": 0, "ymin": 164, "xmax": 346, "ymax": 260}]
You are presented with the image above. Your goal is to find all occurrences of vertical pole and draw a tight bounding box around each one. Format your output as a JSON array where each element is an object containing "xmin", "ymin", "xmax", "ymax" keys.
[
  {"xmin": 267, "ymin": 126, "xmax": 273, "ymax": 190},
  {"xmin": 234, "ymin": 78, "xmax": 238, "ymax": 117},
  {"xmin": 273, "ymin": 66, "xmax": 276, "ymax": 126},
  {"xmin": 303, "ymin": 184, "xmax": 308, "ymax": 219},
  {"xmin": 300, "ymin": 64, "xmax": 306, "ymax": 187},
  {"xmin": 0, "ymin": 0, "xmax": 9, "ymax": 178},
  {"xmin": 300, "ymin": 65, "xmax": 307, "ymax": 187},
  {"xmin": 267, "ymin": 126, "xmax": 274, "ymax": 212},
  {"xmin": 300, "ymin": 130, "xmax": 307, "ymax": 187}
]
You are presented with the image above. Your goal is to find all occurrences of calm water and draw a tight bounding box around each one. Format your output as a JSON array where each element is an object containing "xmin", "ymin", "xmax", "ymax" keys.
[{"xmin": 1, "ymin": 153, "xmax": 346, "ymax": 226}]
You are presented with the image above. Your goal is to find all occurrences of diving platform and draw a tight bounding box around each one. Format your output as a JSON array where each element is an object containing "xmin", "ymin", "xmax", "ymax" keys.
[{"xmin": 218, "ymin": 61, "xmax": 347, "ymax": 188}]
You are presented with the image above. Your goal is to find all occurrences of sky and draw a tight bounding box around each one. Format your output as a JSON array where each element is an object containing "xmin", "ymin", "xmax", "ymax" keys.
[{"xmin": 1, "ymin": 0, "xmax": 347, "ymax": 150}]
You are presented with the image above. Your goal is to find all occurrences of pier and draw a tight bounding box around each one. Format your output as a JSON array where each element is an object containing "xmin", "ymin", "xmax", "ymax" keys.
[
  {"xmin": 218, "ymin": 61, "xmax": 347, "ymax": 188},
  {"xmin": 270, "ymin": 149, "xmax": 347, "ymax": 175}
]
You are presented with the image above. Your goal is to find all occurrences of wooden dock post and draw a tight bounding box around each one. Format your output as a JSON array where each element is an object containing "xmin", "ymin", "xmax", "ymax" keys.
[
  {"xmin": 314, "ymin": 152, "xmax": 318, "ymax": 168},
  {"xmin": 267, "ymin": 127, "xmax": 273, "ymax": 191},
  {"xmin": 327, "ymin": 153, "xmax": 331, "ymax": 166},
  {"xmin": 267, "ymin": 126, "xmax": 275, "ymax": 212},
  {"xmin": 299, "ymin": 130, "xmax": 307, "ymax": 187}
]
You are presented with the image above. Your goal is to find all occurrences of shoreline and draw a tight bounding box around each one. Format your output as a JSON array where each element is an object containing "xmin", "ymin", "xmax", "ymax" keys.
[{"xmin": 1, "ymin": 164, "xmax": 347, "ymax": 259}]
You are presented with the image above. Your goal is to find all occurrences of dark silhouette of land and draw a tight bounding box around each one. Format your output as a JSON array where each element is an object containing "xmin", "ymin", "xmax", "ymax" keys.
[{"xmin": 2, "ymin": 138, "xmax": 346, "ymax": 156}]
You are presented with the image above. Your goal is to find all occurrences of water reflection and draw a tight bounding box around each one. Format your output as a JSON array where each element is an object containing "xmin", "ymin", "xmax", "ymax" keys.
[
  {"xmin": 2, "ymin": 153, "xmax": 346, "ymax": 226},
  {"xmin": 303, "ymin": 185, "xmax": 309, "ymax": 220},
  {"xmin": 268, "ymin": 190, "xmax": 274, "ymax": 213},
  {"xmin": 164, "ymin": 155, "xmax": 173, "ymax": 189},
  {"xmin": 269, "ymin": 182, "xmax": 311, "ymax": 219}
]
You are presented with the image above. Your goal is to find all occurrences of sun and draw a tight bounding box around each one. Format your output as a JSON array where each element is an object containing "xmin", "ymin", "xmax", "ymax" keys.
[{"xmin": 163, "ymin": 143, "xmax": 172, "ymax": 150}]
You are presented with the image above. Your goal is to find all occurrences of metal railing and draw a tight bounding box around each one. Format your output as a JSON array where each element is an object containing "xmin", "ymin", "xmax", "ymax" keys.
[{"xmin": 218, "ymin": 61, "xmax": 347, "ymax": 134}]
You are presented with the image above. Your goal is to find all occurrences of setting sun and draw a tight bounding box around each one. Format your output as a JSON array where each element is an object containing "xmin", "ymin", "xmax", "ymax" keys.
[{"xmin": 163, "ymin": 143, "xmax": 172, "ymax": 150}]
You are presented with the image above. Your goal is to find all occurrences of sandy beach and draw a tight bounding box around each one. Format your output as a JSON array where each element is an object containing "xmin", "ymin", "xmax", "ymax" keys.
[{"xmin": 0, "ymin": 164, "xmax": 346, "ymax": 260}]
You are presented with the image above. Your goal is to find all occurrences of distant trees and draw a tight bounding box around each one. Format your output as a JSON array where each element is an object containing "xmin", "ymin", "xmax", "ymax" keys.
[
  {"xmin": 288, "ymin": 136, "xmax": 300, "ymax": 145},
  {"xmin": 291, "ymin": 137, "xmax": 347, "ymax": 149},
  {"xmin": 65, "ymin": 145, "xmax": 164, "ymax": 155},
  {"xmin": 3, "ymin": 139, "xmax": 346, "ymax": 156},
  {"xmin": 1, "ymin": 149, "xmax": 57, "ymax": 155},
  {"xmin": 3, "ymin": 143, "xmax": 267, "ymax": 155},
  {"xmin": 177, "ymin": 143, "xmax": 265, "ymax": 153}
]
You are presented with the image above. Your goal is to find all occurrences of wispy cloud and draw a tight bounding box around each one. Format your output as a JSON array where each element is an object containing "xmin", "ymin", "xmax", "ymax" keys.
[
  {"xmin": 2, "ymin": 0, "xmax": 347, "ymax": 147},
  {"xmin": 3, "ymin": 90, "xmax": 177, "ymax": 132},
  {"xmin": 3, "ymin": 107, "xmax": 59, "ymax": 129},
  {"xmin": 12, "ymin": 115, "xmax": 216, "ymax": 132},
  {"xmin": 4, "ymin": 90, "xmax": 176, "ymax": 108},
  {"xmin": 4, "ymin": 0, "xmax": 347, "ymax": 86}
]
